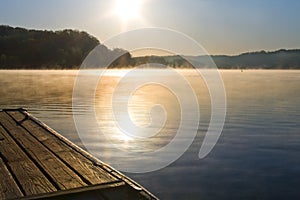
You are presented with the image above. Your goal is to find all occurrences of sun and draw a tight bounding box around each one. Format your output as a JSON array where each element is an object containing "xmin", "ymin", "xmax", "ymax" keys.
[{"xmin": 114, "ymin": 0, "xmax": 143, "ymax": 22}]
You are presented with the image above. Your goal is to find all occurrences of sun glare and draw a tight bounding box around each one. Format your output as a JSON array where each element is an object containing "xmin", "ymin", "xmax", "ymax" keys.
[{"xmin": 114, "ymin": 0, "xmax": 143, "ymax": 21}]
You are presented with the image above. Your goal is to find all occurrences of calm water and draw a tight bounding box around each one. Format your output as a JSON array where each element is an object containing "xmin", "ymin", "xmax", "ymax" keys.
[{"xmin": 0, "ymin": 69, "xmax": 300, "ymax": 199}]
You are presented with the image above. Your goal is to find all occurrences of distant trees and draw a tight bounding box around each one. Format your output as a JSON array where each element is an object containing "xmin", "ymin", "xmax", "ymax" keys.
[
  {"xmin": 131, "ymin": 56, "xmax": 167, "ymax": 68},
  {"xmin": 110, "ymin": 48, "xmax": 132, "ymax": 68},
  {"xmin": 212, "ymin": 49, "xmax": 300, "ymax": 69},
  {"xmin": 144, "ymin": 50, "xmax": 300, "ymax": 69},
  {"xmin": 0, "ymin": 25, "xmax": 100, "ymax": 68},
  {"xmin": 1, "ymin": 25, "xmax": 300, "ymax": 69},
  {"xmin": 0, "ymin": 25, "xmax": 134, "ymax": 69}
]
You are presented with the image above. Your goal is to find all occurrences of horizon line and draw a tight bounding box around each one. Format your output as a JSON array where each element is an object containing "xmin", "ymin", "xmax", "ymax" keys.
[{"xmin": 1, "ymin": 24, "xmax": 300, "ymax": 57}]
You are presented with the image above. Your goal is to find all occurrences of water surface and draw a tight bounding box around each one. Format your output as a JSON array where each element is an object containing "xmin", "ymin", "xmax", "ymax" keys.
[{"xmin": 0, "ymin": 69, "xmax": 299, "ymax": 199}]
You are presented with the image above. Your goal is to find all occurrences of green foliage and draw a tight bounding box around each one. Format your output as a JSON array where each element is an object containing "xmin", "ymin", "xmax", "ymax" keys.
[
  {"xmin": 1, "ymin": 25, "xmax": 299, "ymax": 69},
  {"xmin": 211, "ymin": 49, "xmax": 300, "ymax": 69},
  {"xmin": 0, "ymin": 25, "xmax": 100, "ymax": 69},
  {"xmin": 109, "ymin": 48, "xmax": 132, "ymax": 68},
  {"xmin": 136, "ymin": 50, "xmax": 300, "ymax": 69},
  {"xmin": 131, "ymin": 56, "xmax": 167, "ymax": 68},
  {"xmin": 0, "ymin": 25, "xmax": 133, "ymax": 69}
]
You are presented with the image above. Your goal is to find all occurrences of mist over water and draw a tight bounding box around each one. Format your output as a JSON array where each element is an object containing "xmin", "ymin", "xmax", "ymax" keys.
[{"xmin": 1, "ymin": 69, "xmax": 299, "ymax": 199}]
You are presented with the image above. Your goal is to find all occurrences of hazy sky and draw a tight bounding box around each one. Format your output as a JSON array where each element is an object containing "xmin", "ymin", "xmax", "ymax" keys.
[{"xmin": 1, "ymin": 0, "xmax": 300, "ymax": 55}]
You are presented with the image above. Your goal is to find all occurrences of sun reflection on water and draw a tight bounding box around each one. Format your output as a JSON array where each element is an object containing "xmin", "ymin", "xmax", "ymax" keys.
[{"xmin": 95, "ymin": 69, "xmax": 188, "ymax": 153}]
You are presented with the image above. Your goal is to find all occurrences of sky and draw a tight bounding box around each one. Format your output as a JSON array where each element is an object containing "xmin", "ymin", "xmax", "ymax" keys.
[{"xmin": 1, "ymin": 0, "xmax": 300, "ymax": 55}]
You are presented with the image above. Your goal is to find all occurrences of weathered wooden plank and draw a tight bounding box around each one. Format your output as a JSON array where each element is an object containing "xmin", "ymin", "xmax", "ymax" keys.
[
  {"xmin": 0, "ymin": 156, "xmax": 23, "ymax": 199},
  {"xmin": 9, "ymin": 110, "xmax": 116, "ymax": 175},
  {"xmin": 100, "ymin": 184, "xmax": 153, "ymax": 200},
  {"xmin": 0, "ymin": 112, "xmax": 87, "ymax": 190},
  {"xmin": 8, "ymin": 110, "xmax": 118, "ymax": 185},
  {"xmin": 20, "ymin": 181, "xmax": 126, "ymax": 200},
  {"xmin": 0, "ymin": 124, "xmax": 56, "ymax": 196},
  {"xmin": 0, "ymin": 131, "xmax": 4, "ymax": 140},
  {"xmin": 57, "ymin": 151, "xmax": 118, "ymax": 184},
  {"xmin": 2, "ymin": 109, "xmax": 159, "ymax": 200}
]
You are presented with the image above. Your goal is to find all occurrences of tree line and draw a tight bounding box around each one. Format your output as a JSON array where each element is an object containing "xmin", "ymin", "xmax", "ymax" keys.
[
  {"xmin": 0, "ymin": 25, "xmax": 131, "ymax": 69},
  {"xmin": 132, "ymin": 49, "xmax": 300, "ymax": 69},
  {"xmin": 1, "ymin": 25, "xmax": 300, "ymax": 69}
]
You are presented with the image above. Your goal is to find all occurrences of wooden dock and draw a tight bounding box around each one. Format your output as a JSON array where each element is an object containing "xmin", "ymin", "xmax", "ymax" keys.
[{"xmin": 0, "ymin": 108, "xmax": 158, "ymax": 200}]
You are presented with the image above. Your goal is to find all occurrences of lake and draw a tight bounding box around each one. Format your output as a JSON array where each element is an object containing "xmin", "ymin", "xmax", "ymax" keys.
[{"xmin": 0, "ymin": 69, "xmax": 299, "ymax": 199}]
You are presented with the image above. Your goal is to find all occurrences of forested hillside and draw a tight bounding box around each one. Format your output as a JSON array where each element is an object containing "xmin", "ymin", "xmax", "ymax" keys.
[
  {"xmin": 0, "ymin": 25, "xmax": 131, "ymax": 69},
  {"xmin": 1, "ymin": 25, "xmax": 299, "ymax": 69},
  {"xmin": 133, "ymin": 49, "xmax": 300, "ymax": 69}
]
